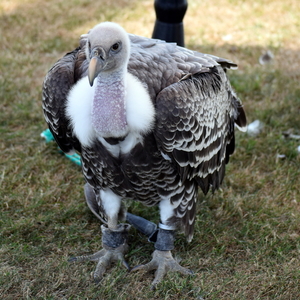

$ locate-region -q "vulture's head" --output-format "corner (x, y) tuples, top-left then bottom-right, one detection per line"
(85, 22), (130, 86)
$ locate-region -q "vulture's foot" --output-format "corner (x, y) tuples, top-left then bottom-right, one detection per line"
(132, 249), (193, 288)
(131, 227), (193, 288)
(68, 223), (131, 284)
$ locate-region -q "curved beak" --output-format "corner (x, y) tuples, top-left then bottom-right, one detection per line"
(88, 47), (106, 86)
(88, 57), (98, 86)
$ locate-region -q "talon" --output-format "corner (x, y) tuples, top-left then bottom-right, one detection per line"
(132, 250), (193, 287)
(94, 276), (101, 285)
(68, 257), (77, 262)
(131, 264), (146, 273)
(121, 258), (131, 271)
(68, 223), (131, 282)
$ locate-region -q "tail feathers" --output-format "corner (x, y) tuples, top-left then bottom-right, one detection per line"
(235, 104), (247, 132)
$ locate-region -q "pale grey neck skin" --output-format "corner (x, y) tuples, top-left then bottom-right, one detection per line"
(91, 69), (128, 139)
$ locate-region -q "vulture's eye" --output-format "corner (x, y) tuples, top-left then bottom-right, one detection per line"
(111, 42), (120, 51)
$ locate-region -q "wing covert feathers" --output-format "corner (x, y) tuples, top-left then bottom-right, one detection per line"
(155, 66), (237, 187)
(42, 49), (80, 153)
(155, 66), (245, 238)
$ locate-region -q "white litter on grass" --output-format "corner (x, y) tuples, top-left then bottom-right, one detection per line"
(259, 50), (274, 65)
(297, 145), (300, 153)
(290, 134), (300, 140)
(222, 34), (232, 41)
(282, 130), (300, 140)
(247, 120), (264, 136)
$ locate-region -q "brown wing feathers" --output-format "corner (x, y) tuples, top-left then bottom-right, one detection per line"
(42, 49), (82, 153)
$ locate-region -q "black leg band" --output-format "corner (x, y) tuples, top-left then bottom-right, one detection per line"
(101, 224), (130, 248)
(154, 228), (175, 251)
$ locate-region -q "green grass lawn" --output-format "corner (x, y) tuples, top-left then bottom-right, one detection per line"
(1, 0), (300, 299)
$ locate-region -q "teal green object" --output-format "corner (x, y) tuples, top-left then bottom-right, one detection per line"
(40, 128), (55, 143)
(41, 129), (82, 167)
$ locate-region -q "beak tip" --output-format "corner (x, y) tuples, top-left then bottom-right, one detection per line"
(88, 56), (98, 87)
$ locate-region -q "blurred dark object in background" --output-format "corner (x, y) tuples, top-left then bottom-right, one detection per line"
(152, 0), (188, 46)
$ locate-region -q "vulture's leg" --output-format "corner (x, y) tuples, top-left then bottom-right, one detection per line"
(132, 227), (193, 288)
(68, 185), (130, 283)
(131, 199), (193, 288)
(69, 223), (130, 283)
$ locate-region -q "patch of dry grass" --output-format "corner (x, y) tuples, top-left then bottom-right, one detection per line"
(1, 0), (300, 299)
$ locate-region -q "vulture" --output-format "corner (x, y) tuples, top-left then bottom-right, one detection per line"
(42, 22), (247, 287)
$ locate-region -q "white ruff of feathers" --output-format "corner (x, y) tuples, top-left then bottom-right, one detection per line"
(66, 72), (155, 148)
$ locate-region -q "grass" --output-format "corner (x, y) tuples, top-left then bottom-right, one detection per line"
(1, 0), (300, 299)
